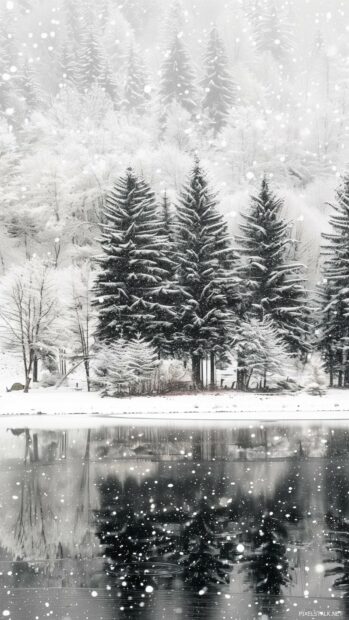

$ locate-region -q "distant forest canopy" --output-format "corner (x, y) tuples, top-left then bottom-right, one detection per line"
(0, 0), (348, 277)
(0, 0), (349, 392)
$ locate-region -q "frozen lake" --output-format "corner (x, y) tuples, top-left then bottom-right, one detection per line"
(0, 422), (348, 620)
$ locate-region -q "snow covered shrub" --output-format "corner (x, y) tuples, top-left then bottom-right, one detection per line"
(92, 336), (159, 396)
(159, 359), (192, 392)
(302, 353), (328, 396)
(39, 370), (63, 388)
(233, 317), (293, 390)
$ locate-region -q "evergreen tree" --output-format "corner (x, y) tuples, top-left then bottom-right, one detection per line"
(316, 282), (342, 387)
(201, 27), (236, 135)
(123, 45), (150, 114)
(160, 35), (197, 114)
(147, 192), (180, 356)
(237, 178), (310, 356)
(60, 40), (78, 86)
(0, 23), (18, 114)
(94, 169), (174, 352)
(18, 62), (43, 111)
(247, 0), (294, 62)
(175, 161), (237, 386)
(160, 192), (177, 272)
(119, 0), (158, 34)
(65, 2), (117, 100)
(60, 0), (84, 88)
(163, 1), (185, 40)
(77, 28), (105, 92)
(99, 61), (119, 104)
(322, 176), (349, 386)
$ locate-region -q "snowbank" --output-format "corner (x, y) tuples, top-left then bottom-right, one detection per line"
(0, 388), (349, 423)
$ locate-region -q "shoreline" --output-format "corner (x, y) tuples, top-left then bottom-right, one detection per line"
(0, 388), (349, 424)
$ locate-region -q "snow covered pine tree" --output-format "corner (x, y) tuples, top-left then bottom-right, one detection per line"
(237, 178), (309, 357)
(94, 168), (174, 355)
(160, 33), (197, 115)
(175, 160), (237, 387)
(201, 27), (236, 135)
(123, 45), (150, 114)
(322, 175), (349, 386)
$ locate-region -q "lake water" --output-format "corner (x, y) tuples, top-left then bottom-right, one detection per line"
(0, 422), (349, 620)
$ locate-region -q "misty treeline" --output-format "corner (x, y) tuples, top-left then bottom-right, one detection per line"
(1, 0), (349, 392)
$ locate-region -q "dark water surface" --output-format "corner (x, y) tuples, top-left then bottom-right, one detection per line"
(1, 422), (349, 619)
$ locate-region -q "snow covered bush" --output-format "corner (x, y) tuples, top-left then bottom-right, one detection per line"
(233, 317), (293, 390)
(158, 359), (192, 392)
(302, 352), (328, 396)
(92, 335), (159, 396)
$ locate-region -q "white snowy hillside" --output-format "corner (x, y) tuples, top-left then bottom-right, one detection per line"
(0, 0), (349, 403)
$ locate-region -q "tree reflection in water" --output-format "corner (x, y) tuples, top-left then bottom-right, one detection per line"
(325, 513), (349, 592)
(3, 423), (348, 618)
(244, 514), (290, 589)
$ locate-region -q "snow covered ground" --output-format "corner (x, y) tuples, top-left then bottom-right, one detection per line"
(0, 387), (349, 424)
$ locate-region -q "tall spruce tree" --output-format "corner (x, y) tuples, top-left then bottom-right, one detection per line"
(201, 27), (236, 135)
(247, 0), (294, 62)
(77, 28), (105, 92)
(70, 6), (117, 100)
(160, 35), (197, 114)
(149, 193), (179, 357)
(237, 178), (309, 356)
(94, 169), (174, 351)
(175, 161), (237, 386)
(123, 46), (150, 114)
(321, 176), (349, 386)
(315, 282), (340, 387)
(164, 1), (185, 40)
(60, 0), (84, 88)
(18, 62), (44, 111)
(0, 22), (18, 114)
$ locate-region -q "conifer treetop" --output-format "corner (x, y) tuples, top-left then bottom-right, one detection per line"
(237, 177), (310, 354)
(94, 168), (174, 345)
(201, 26), (236, 134)
(174, 160), (237, 361)
(160, 33), (197, 113)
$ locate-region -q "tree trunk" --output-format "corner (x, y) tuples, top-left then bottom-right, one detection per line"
(328, 350), (333, 388)
(340, 349), (347, 388)
(210, 352), (215, 389)
(24, 375), (31, 393)
(33, 356), (38, 383)
(84, 358), (91, 392)
(24, 352), (33, 393)
(338, 370), (343, 388)
(192, 355), (202, 389)
(236, 352), (244, 391)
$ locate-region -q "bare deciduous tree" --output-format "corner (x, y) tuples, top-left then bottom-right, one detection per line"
(67, 262), (95, 392)
(0, 258), (59, 392)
